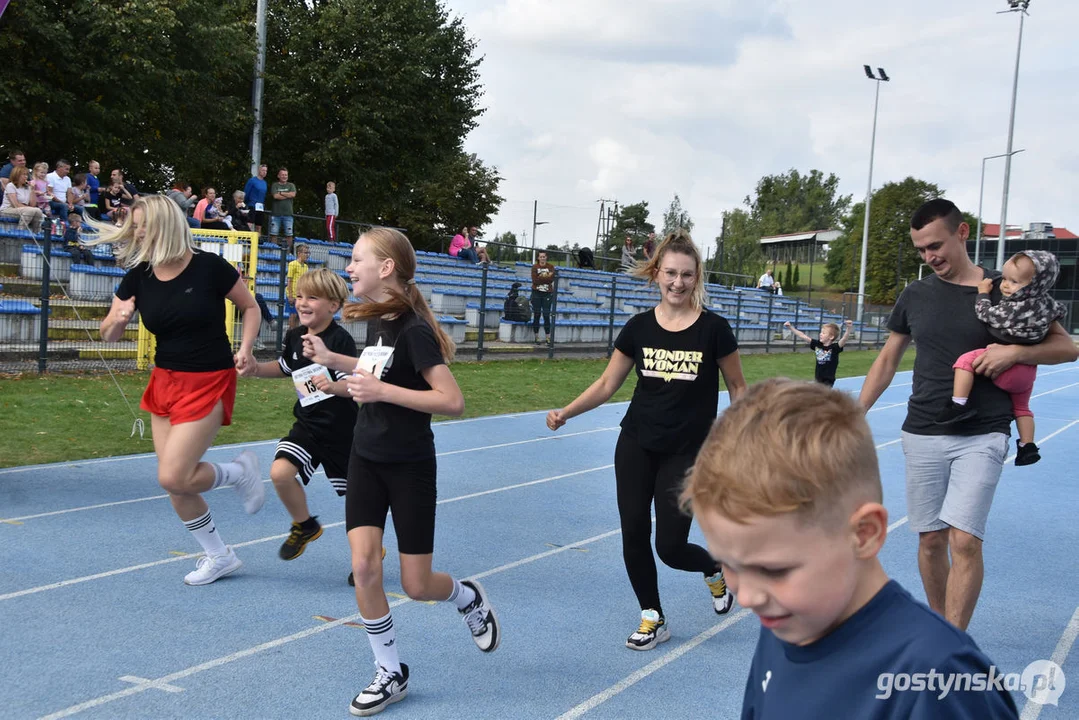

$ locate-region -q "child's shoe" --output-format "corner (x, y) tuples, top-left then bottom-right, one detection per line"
(934, 401), (977, 426)
(1015, 441), (1040, 466)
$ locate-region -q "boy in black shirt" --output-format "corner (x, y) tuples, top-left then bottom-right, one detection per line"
(240, 269), (359, 562)
(784, 320), (852, 387)
(683, 379), (1018, 719)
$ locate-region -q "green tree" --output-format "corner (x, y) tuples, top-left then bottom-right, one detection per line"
(714, 208), (766, 285)
(0, 0), (254, 190)
(606, 202), (654, 250)
(824, 177), (972, 304)
(746, 169), (852, 235)
(661, 194), (694, 236)
(792, 264), (801, 292)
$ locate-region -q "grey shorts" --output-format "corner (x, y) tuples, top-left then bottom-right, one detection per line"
(901, 431), (1009, 540)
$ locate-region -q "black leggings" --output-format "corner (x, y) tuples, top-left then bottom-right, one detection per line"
(614, 432), (718, 617)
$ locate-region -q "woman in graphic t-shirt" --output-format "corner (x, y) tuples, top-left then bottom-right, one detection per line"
(547, 230), (747, 651)
(93, 195), (265, 586)
(301, 227), (501, 717)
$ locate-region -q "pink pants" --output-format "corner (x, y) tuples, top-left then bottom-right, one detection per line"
(953, 349), (1036, 418)
(326, 214), (337, 243)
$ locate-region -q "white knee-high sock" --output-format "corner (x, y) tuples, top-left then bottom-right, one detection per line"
(363, 613), (401, 674)
(210, 462), (244, 489)
(184, 510), (228, 557)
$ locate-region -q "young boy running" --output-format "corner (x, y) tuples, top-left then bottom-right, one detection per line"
(683, 379), (1019, 719)
(240, 269), (358, 565)
(784, 319), (852, 387)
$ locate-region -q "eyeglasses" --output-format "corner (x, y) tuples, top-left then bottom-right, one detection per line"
(659, 269), (696, 283)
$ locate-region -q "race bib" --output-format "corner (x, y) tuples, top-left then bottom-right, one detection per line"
(292, 363), (334, 407)
(356, 337), (394, 379)
(254, 202), (264, 212)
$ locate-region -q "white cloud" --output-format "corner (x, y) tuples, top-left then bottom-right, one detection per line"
(448, 0), (1079, 251)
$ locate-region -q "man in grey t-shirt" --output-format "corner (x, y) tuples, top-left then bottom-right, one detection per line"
(859, 199), (1077, 631)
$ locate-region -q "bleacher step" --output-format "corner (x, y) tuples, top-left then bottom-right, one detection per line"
(0, 278), (66, 297)
(465, 329), (498, 342)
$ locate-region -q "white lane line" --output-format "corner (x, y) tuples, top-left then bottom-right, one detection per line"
(0, 429), (617, 521)
(1004, 419), (1079, 465)
(1019, 606), (1079, 720)
(555, 609), (754, 720)
(1031, 381), (1079, 399)
(36, 525), (628, 720)
(0, 463), (615, 602)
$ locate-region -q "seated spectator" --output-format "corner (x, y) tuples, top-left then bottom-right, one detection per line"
(47, 159), (77, 222)
(109, 169), (139, 204)
(166, 183), (199, 227)
(102, 180), (131, 225)
(68, 173), (92, 217)
(577, 247), (595, 269)
(64, 221), (95, 266)
(226, 190), (252, 231)
(757, 269), (777, 293)
(199, 188), (229, 230)
(468, 226), (492, 264)
(31, 162), (53, 216)
(0, 166), (45, 232)
(449, 225), (480, 263)
(1, 149), (27, 192)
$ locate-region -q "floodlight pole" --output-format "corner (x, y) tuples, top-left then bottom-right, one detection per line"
(856, 66), (889, 322)
(976, 149), (1024, 266)
(249, 0), (268, 175)
(995, 3), (1028, 270)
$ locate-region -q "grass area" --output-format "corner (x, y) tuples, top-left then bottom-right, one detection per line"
(0, 349), (914, 468)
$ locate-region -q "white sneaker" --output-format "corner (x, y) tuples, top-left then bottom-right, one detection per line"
(232, 450), (265, 514)
(184, 548), (242, 585)
(459, 580), (501, 652)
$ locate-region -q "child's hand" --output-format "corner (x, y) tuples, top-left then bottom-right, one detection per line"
(236, 357), (258, 377)
(784, 321), (792, 328)
(977, 278), (994, 294)
(845, 320), (853, 328)
(546, 409), (567, 431)
(347, 367), (384, 404)
(311, 373), (332, 392)
(301, 333), (330, 364)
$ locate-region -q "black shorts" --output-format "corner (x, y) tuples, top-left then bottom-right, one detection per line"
(275, 424), (349, 496)
(345, 450), (437, 555)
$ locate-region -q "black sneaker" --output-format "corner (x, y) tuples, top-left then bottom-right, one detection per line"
(1015, 441), (1041, 466)
(626, 609), (670, 651)
(459, 580), (501, 652)
(279, 518), (323, 560)
(349, 663), (409, 717)
(934, 401), (978, 426)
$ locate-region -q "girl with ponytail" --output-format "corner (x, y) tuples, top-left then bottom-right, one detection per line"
(301, 228), (501, 716)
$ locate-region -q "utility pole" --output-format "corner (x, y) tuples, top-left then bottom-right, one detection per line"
(249, 0), (267, 176)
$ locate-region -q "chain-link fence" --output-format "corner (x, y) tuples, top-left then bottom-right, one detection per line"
(1, 225), (891, 374)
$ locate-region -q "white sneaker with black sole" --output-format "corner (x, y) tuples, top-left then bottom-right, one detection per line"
(626, 609), (670, 651)
(184, 548), (242, 586)
(232, 450), (265, 515)
(705, 571), (735, 614)
(459, 580), (501, 652)
(350, 663), (409, 716)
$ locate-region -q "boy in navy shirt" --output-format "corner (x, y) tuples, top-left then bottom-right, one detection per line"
(683, 379), (1019, 719)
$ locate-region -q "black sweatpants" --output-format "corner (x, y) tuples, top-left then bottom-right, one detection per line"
(614, 431), (719, 617)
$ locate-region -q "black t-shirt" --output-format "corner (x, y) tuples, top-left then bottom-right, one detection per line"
(278, 322), (359, 442)
(615, 309), (739, 455)
(741, 580), (1018, 719)
(809, 339), (843, 382)
(889, 271), (1012, 436)
(116, 251), (239, 372)
(351, 312), (445, 463)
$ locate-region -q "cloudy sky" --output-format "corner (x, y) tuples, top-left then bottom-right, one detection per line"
(444, 0), (1078, 254)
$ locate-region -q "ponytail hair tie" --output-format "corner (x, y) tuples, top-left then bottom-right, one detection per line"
(406, 278), (416, 285)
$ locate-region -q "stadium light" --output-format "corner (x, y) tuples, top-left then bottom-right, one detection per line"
(994, 0), (1031, 270)
(855, 65), (890, 322)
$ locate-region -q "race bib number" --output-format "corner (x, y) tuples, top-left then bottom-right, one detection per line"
(356, 337), (394, 379)
(292, 363), (334, 407)
(254, 202), (264, 212)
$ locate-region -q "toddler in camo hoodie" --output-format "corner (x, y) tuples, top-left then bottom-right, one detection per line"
(935, 250), (1066, 466)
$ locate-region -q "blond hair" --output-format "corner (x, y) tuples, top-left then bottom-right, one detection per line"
(84, 195), (194, 269)
(682, 378), (881, 529)
(342, 228), (456, 362)
(822, 323), (840, 338)
(296, 268), (349, 308)
(632, 229), (708, 311)
(32, 161), (48, 178)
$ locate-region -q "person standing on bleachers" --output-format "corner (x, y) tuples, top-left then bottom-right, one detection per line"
(243, 163), (268, 234)
(325, 181), (339, 243)
(531, 250), (556, 345)
(269, 167), (297, 252)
